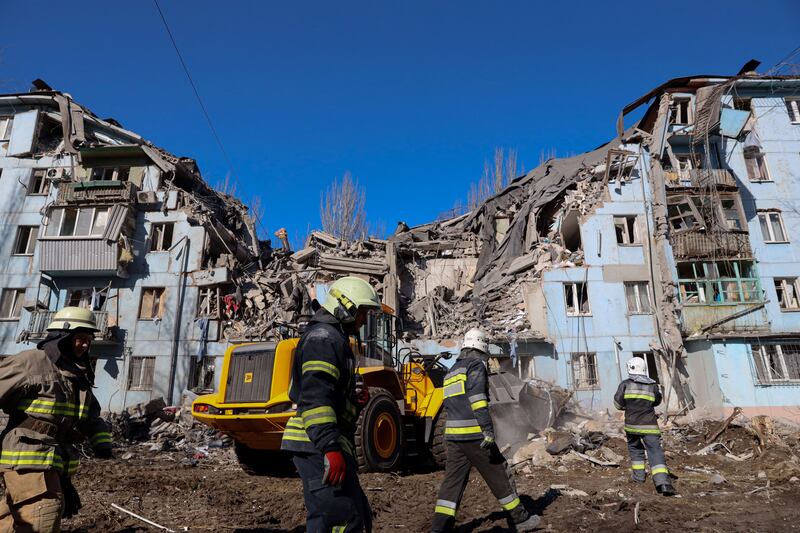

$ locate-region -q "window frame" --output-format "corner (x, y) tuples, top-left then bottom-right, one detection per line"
(785, 98), (800, 124)
(44, 206), (110, 238)
(149, 222), (175, 252)
(197, 286), (221, 319)
(677, 260), (762, 306)
(669, 96), (693, 126)
(624, 281), (653, 314)
(28, 169), (50, 196)
(774, 278), (800, 312)
(613, 215), (641, 246)
(564, 282), (591, 316)
(88, 166), (131, 182)
(0, 116), (12, 142)
(138, 287), (166, 320)
(127, 356), (156, 391)
(570, 352), (600, 390)
(0, 288), (25, 320)
(758, 210), (789, 243)
(751, 343), (800, 385)
(744, 151), (771, 182)
(12, 226), (38, 256)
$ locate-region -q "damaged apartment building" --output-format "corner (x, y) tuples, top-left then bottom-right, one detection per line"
(0, 80), (261, 412)
(388, 63), (800, 422)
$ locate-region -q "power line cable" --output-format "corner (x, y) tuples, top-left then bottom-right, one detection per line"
(151, 0), (270, 239)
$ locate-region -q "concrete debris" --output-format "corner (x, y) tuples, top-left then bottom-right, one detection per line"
(710, 473), (727, 485)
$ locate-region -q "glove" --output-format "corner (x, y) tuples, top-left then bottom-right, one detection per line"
(60, 475), (83, 519)
(355, 377), (370, 407)
(94, 447), (114, 460)
(322, 450), (346, 487)
(480, 436), (496, 450)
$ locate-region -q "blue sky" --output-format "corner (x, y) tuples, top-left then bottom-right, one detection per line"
(1, 1), (798, 245)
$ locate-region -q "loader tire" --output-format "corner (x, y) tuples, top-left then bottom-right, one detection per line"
(355, 387), (403, 473)
(430, 412), (447, 469)
(234, 442), (296, 477)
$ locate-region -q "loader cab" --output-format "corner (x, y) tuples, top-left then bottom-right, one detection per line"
(358, 304), (397, 367)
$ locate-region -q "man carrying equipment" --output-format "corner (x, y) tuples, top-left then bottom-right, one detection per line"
(431, 328), (541, 532)
(281, 276), (382, 533)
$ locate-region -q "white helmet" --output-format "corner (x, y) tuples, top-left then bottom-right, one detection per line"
(463, 328), (489, 354)
(626, 357), (647, 376)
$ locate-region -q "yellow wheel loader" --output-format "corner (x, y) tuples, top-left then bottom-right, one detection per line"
(192, 308), (452, 475)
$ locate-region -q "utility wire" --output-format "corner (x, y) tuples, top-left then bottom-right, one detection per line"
(151, 0), (270, 239)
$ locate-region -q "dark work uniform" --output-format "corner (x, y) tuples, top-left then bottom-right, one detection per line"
(280, 309), (371, 533)
(432, 349), (531, 532)
(613, 374), (670, 487)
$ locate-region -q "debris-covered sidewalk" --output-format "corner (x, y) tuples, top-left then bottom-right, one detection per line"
(55, 411), (800, 532)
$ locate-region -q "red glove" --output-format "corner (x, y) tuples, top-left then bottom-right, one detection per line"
(323, 450), (346, 486)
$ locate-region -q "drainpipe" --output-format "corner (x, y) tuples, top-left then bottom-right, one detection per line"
(167, 236), (190, 405)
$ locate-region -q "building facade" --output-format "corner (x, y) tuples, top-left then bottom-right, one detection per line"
(0, 83), (260, 412)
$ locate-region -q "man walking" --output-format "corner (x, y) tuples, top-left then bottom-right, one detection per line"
(614, 357), (676, 496)
(0, 307), (113, 532)
(432, 328), (541, 532)
(281, 276), (382, 533)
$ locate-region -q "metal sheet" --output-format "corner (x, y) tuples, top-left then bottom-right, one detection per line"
(7, 109), (37, 156)
(224, 343), (276, 403)
(39, 239), (118, 273)
(102, 205), (128, 241)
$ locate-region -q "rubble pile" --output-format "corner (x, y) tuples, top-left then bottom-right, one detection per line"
(219, 231), (389, 341)
(391, 139), (631, 339)
(107, 397), (232, 463)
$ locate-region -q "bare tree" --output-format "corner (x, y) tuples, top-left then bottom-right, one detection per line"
(320, 172), (368, 241)
(467, 148), (523, 210)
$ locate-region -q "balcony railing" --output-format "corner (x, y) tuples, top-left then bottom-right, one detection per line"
(664, 169), (737, 189)
(27, 310), (116, 342)
(56, 181), (138, 205)
(39, 239), (121, 275)
(671, 230), (752, 260)
(680, 304), (769, 336)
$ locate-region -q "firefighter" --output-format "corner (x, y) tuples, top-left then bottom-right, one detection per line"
(613, 357), (676, 496)
(280, 276), (381, 533)
(432, 328), (541, 532)
(0, 306), (113, 532)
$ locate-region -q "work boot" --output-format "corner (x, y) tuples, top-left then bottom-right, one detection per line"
(656, 483), (677, 496)
(515, 514), (541, 531)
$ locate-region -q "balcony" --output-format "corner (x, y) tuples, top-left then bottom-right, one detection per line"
(39, 239), (123, 276)
(27, 310), (117, 342)
(671, 230), (752, 260)
(664, 169), (737, 189)
(680, 303), (769, 337)
(56, 181), (138, 205)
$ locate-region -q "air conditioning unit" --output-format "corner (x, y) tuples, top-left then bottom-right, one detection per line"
(46, 167), (69, 181)
(137, 191), (159, 206)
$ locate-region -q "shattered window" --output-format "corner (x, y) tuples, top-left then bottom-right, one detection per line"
(775, 278), (800, 311)
(751, 344), (800, 384)
(667, 197), (701, 231)
(678, 261), (761, 305)
(150, 223), (175, 252)
(197, 287), (220, 318)
(571, 352), (599, 390)
(669, 97), (693, 125)
(0, 117), (12, 141)
(128, 356), (156, 391)
(89, 166), (130, 182)
(0, 289), (25, 319)
(139, 287), (166, 319)
(745, 152), (770, 182)
(189, 356), (216, 391)
(785, 98), (800, 123)
(28, 170), (50, 195)
(66, 287), (106, 311)
(734, 98), (752, 112)
(614, 216), (639, 245)
(720, 198), (744, 230)
(45, 207), (109, 237)
(624, 282), (652, 314)
(758, 210), (787, 243)
(13, 226), (37, 255)
(564, 282), (590, 316)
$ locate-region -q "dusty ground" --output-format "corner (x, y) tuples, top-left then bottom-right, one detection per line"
(50, 423), (800, 532)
